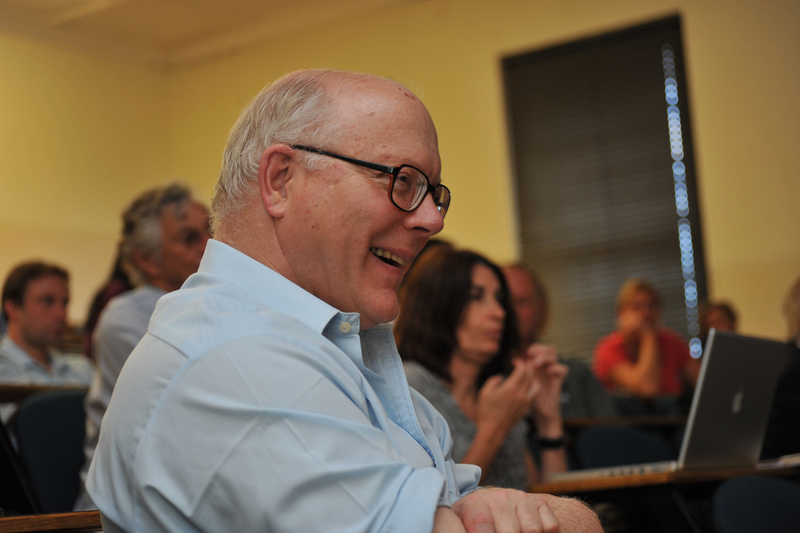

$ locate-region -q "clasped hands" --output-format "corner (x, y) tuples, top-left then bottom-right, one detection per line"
(475, 343), (568, 436)
(448, 487), (601, 533)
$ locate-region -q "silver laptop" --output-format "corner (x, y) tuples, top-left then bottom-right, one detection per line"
(549, 330), (789, 481)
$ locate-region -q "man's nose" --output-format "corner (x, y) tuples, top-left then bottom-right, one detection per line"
(406, 193), (445, 235)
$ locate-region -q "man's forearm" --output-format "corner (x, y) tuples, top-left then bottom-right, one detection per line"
(433, 507), (467, 533)
(542, 494), (604, 533)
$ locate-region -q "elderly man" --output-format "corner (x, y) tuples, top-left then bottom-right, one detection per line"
(76, 184), (210, 510)
(88, 70), (599, 533)
(0, 262), (94, 420)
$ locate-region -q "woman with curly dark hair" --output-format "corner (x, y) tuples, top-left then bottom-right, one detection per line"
(395, 248), (567, 489)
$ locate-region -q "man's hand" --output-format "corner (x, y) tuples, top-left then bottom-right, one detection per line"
(521, 344), (568, 434)
(450, 488), (603, 533)
(452, 488), (558, 533)
(475, 360), (537, 437)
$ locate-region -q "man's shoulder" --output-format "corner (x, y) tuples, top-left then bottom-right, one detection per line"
(95, 285), (164, 337)
(51, 351), (95, 376)
(147, 280), (337, 367)
(562, 356), (593, 375)
(104, 285), (164, 317)
(0, 336), (31, 368)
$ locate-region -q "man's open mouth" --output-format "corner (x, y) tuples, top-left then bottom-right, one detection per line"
(370, 247), (407, 268)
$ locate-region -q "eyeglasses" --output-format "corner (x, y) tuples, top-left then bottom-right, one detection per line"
(290, 145), (451, 219)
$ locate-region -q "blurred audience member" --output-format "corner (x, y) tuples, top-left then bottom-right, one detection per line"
(698, 300), (738, 345)
(761, 274), (800, 459)
(76, 184), (210, 510)
(396, 249), (568, 489)
(0, 261), (94, 421)
(503, 264), (616, 419)
(593, 278), (700, 415)
(397, 237), (453, 295)
(82, 247), (134, 361)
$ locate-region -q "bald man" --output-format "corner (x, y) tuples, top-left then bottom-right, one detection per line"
(88, 70), (599, 533)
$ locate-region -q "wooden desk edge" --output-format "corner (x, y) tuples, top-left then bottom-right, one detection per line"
(563, 415), (687, 429)
(0, 511), (101, 533)
(530, 465), (800, 495)
(0, 385), (88, 404)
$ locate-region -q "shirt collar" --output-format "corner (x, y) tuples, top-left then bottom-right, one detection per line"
(0, 335), (54, 369)
(195, 239), (346, 335)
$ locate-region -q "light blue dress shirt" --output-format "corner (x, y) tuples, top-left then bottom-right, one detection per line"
(76, 284), (167, 511)
(0, 335), (95, 422)
(88, 239), (479, 532)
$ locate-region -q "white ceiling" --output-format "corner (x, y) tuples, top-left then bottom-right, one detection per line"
(0, 0), (411, 70)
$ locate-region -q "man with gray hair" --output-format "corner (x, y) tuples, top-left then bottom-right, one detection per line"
(88, 70), (600, 532)
(76, 183), (209, 510)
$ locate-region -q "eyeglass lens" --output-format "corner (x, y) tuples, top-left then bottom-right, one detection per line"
(391, 168), (449, 217)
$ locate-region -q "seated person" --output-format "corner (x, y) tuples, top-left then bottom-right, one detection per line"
(86, 69), (600, 533)
(81, 248), (133, 361)
(0, 261), (94, 421)
(502, 263), (616, 419)
(76, 183), (209, 510)
(698, 300), (738, 346)
(592, 278), (700, 415)
(762, 274), (800, 459)
(396, 249), (568, 489)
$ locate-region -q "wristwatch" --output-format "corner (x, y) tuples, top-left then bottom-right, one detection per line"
(536, 435), (567, 449)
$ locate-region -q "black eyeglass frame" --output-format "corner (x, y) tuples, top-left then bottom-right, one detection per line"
(290, 144), (450, 218)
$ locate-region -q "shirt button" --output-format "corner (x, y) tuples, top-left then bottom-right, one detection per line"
(339, 322), (352, 333)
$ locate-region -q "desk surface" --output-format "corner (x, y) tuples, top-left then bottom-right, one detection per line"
(530, 464), (800, 495)
(564, 415), (687, 430)
(0, 385), (87, 404)
(0, 511), (101, 533)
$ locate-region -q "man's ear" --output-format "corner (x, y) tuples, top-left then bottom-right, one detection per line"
(131, 249), (161, 283)
(259, 144), (296, 219)
(3, 300), (20, 323)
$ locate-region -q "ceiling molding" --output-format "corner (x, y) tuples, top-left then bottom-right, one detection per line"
(0, 0), (423, 71)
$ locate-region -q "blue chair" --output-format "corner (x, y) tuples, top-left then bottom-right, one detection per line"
(0, 420), (39, 514)
(574, 424), (674, 468)
(714, 475), (800, 533)
(13, 389), (87, 513)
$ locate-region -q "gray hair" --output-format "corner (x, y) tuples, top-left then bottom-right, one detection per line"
(212, 69), (394, 232)
(784, 275), (800, 341)
(121, 183), (193, 286)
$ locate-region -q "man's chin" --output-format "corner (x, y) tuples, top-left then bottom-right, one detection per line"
(360, 299), (400, 329)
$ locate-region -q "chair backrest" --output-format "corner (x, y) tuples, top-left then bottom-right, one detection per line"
(13, 389), (87, 513)
(0, 420), (39, 515)
(574, 424), (674, 468)
(714, 475), (800, 533)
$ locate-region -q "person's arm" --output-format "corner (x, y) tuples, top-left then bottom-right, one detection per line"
(434, 507), (468, 532)
(459, 361), (537, 483)
(451, 487), (603, 533)
(683, 356), (701, 386)
(607, 313), (662, 397)
(522, 344), (568, 482)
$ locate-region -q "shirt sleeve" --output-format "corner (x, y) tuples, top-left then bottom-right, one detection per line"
(592, 333), (628, 390)
(115, 334), (463, 533)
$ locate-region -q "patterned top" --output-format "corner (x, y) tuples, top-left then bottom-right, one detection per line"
(0, 335), (94, 421)
(404, 360), (529, 490)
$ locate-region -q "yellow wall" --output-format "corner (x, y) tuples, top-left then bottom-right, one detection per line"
(2, 0), (799, 340)
(0, 34), (172, 322)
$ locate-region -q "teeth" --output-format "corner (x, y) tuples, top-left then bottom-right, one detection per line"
(370, 247), (407, 267)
